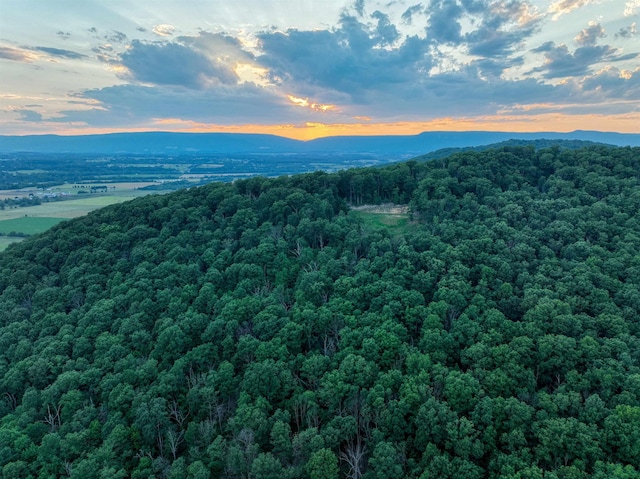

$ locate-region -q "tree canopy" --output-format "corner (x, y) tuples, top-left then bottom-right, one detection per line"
(1, 144), (640, 478)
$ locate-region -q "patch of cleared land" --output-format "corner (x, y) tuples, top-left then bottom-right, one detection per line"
(350, 203), (411, 235)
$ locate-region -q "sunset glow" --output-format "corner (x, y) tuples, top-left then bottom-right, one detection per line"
(0, 0), (638, 137)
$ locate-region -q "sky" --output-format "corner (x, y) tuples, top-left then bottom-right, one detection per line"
(0, 0), (638, 140)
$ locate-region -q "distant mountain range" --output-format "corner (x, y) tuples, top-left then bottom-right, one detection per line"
(0, 130), (638, 155)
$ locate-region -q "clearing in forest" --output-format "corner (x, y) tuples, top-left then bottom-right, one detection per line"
(350, 203), (410, 234)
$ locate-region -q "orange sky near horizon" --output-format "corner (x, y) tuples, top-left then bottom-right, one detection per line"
(33, 113), (640, 141)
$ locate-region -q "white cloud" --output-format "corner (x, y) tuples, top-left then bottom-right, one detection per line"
(548, 0), (599, 20)
(625, 0), (640, 16)
(152, 24), (175, 36)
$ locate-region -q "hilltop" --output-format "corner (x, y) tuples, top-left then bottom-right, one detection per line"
(1, 144), (639, 478)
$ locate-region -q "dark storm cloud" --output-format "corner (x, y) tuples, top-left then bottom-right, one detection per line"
(119, 40), (238, 88)
(33, 46), (86, 59)
(401, 4), (424, 24)
(16, 109), (43, 122)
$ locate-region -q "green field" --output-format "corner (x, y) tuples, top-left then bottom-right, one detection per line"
(351, 205), (411, 236)
(0, 185), (180, 256)
(0, 183), (168, 248)
(0, 237), (23, 252)
(0, 216), (67, 236)
(0, 197), (137, 221)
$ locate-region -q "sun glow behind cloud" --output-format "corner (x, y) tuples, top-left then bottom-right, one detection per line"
(287, 95), (336, 112)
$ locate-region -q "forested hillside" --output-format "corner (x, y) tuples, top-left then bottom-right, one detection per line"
(1, 145), (640, 479)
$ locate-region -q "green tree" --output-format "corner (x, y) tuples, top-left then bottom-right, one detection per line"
(306, 448), (339, 479)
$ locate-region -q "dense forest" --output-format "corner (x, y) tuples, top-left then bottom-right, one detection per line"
(1, 144), (639, 478)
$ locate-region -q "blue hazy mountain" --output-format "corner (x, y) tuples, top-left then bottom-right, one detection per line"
(0, 130), (638, 154)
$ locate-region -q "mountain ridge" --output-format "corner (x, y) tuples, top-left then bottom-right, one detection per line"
(1, 130), (639, 154)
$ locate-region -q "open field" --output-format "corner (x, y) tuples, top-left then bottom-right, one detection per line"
(0, 196), (141, 221)
(351, 204), (411, 235)
(0, 237), (23, 252)
(0, 181), (161, 200)
(0, 182), (172, 248)
(0, 216), (67, 235)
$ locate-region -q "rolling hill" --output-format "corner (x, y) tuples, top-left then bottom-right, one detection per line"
(1, 143), (639, 478)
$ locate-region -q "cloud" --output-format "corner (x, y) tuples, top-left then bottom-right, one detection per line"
(401, 4), (424, 24)
(625, 0), (640, 16)
(6, 1), (635, 133)
(463, 0), (542, 57)
(426, 0), (464, 44)
(0, 46), (35, 62)
(574, 22), (605, 46)
(56, 31), (70, 40)
(33, 46), (86, 59)
(176, 31), (254, 64)
(16, 109), (43, 122)
(55, 83), (321, 126)
(346, 67), (575, 121)
(530, 41), (627, 79)
(119, 39), (238, 88)
(152, 24), (175, 36)
(473, 56), (525, 78)
(257, 15), (431, 100)
(371, 10), (400, 45)
(615, 22), (637, 39)
(581, 66), (640, 99)
(466, 24), (538, 58)
(548, 0), (598, 20)
(105, 31), (127, 43)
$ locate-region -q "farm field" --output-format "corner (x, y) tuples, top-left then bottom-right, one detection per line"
(0, 216), (67, 235)
(0, 236), (23, 252)
(0, 181), (168, 249)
